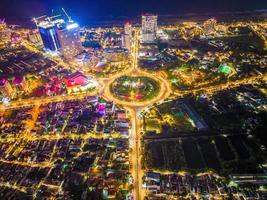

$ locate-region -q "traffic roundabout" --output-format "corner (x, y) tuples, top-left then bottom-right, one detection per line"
(109, 75), (160, 102)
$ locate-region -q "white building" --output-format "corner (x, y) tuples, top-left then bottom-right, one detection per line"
(122, 22), (132, 52)
(58, 22), (83, 60)
(141, 14), (158, 43)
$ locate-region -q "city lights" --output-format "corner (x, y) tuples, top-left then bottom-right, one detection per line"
(66, 22), (79, 30)
(0, 2), (267, 200)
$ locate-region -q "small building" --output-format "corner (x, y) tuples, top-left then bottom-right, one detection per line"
(106, 101), (115, 114)
(145, 172), (161, 183)
(96, 103), (106, 117)
(13, 76), (28, 93)
(63, 72), (97, 94)
(0, 78), (14, 98)
(115, 121), (129, 129)
(116, 111), (127, 120)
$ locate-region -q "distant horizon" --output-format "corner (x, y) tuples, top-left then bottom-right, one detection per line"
(2, 9), (267, 28)
(1, 0), (267, 26)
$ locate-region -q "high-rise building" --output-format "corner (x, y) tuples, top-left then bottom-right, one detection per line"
(35, 14), (82, 59)
(58, 22), (83, 60)
(141, 14), (158, 43)
(122, 22), (132, 52)
(37, 19), (62, 52)
(0, 20), (11, 45)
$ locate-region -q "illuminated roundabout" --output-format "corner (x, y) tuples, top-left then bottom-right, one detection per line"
(100, 68), (172, 200)
(110, 75), (160, 102)
(101, 70), (172, 108)
(97, 29), (172, 109)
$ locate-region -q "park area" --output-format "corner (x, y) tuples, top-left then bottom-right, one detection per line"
(110, 76), (160, 102)
(143, 99), (199, 137)
(167, 64), (208, 90)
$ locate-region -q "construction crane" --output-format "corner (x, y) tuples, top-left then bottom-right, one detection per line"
(62, 8), (72, 22)
(32, 15), (47, 24)
(46, 15), (61, 22)
(32, 15), (47, 27)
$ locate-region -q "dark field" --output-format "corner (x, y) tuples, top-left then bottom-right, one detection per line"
(143, 135), (265, 174)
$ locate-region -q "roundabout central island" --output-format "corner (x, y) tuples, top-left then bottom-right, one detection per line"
(110, 76), (160, 102)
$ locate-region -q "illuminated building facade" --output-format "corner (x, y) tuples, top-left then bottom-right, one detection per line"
(63, 72), (97, 94)
(28, 30), (43, 47)
(63, 72), (89, 87)
(35, 15), (82, 58)
(58, 22), (83, 60)
(13, 76), (29, 94)
(37, 20), (62, 52)
(124, 22), (132, 36)
(0, 20), (11, 45)
(203, 18), (217, 34)
(0, 78), (14, 98)
(96, 103), (106, 117)
(141, 14), (158, 43)
(122, 22), (132, 52)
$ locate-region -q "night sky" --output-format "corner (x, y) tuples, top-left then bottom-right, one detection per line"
(1, 0), (267, 25)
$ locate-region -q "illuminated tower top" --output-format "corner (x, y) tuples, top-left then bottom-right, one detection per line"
(142, 14), (158, 34)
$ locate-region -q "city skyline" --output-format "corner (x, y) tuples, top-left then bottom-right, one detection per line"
(1, 0), (267, 25)
(0, 3), (267, 200)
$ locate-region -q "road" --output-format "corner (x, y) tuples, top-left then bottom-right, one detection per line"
(173, 74), (267, 97)
(1, 29), (150, 200)
(0, 82), (105, 111)
(100, 29), (149, 200)
(4, 31), (168, 199)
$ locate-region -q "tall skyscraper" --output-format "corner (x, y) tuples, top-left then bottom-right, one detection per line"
(122, 22), (132, 52)
(37, 20), (62, 52)
(141, 14), (158, 43)
(35, 14), (82, 59)
(58, 22), (83, 60)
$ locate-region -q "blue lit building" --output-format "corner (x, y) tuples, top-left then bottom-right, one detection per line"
(34, 11), (83, 58)
(37, 20), (63, 52)
(36, 17), (82, 58)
